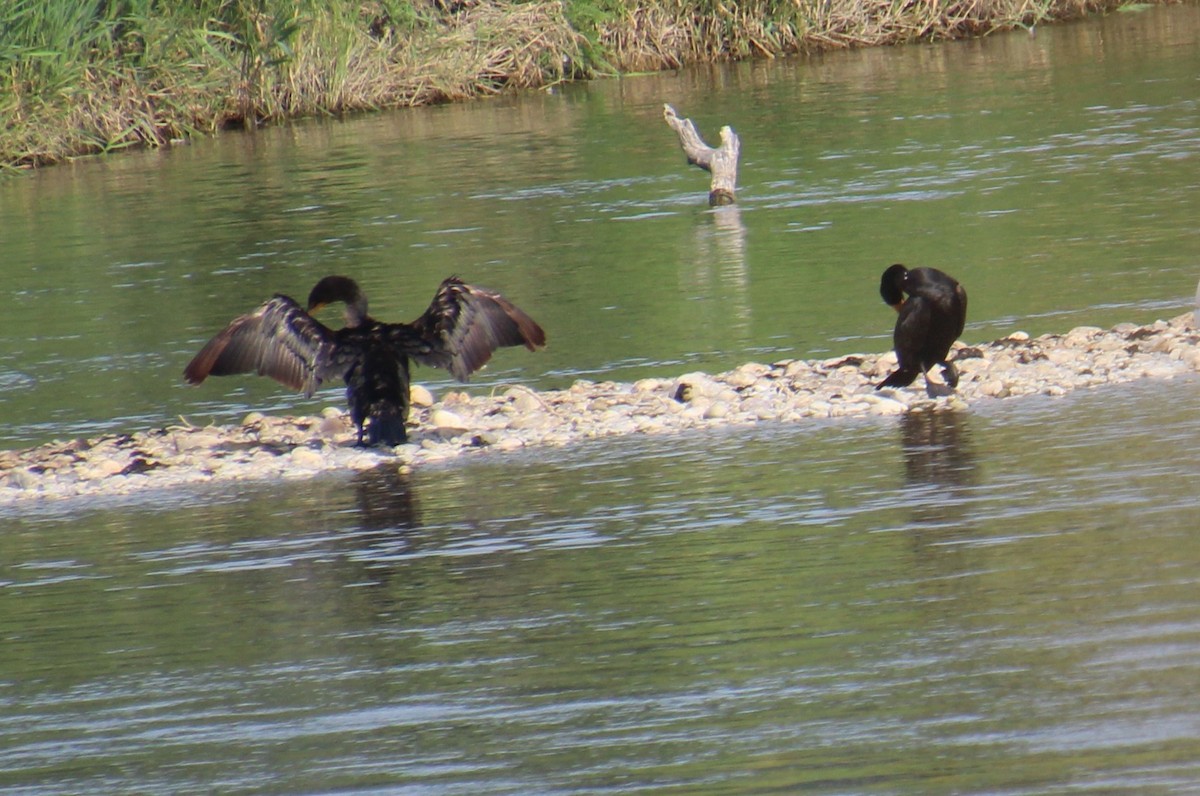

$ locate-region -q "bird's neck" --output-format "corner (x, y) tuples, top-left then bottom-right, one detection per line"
(344, 299), (370, 328)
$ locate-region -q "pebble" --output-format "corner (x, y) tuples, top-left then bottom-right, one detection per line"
(290, 447), (324, 468)
(318, 415), (347, 437)
(980, 379), (1009, 398)
(409, 384), (435, 407)
(1, 313), (1196, 507)
(78, 460), (124, 481)
(430, 409), (467, 432)
(508, 389), (542, 413)
(704, 401), (730, 419)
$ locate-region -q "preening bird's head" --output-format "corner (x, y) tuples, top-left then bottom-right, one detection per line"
(308, 276), (369, 326)
(879, 263), (909, 311)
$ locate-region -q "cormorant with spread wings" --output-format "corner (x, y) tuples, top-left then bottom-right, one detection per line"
(184, 275), (545, 446)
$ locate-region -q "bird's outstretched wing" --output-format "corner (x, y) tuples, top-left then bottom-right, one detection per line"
(183, 294), (336, 396)
(392, 277), (546, 382)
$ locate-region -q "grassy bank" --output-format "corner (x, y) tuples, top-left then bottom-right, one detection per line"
(1, 0), (1145, 169)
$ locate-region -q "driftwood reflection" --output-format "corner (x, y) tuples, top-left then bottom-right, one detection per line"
(685, 204), (751, 336)
(709, 204), (747, 263)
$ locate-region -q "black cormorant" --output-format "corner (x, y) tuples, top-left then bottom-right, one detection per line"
(184, 275), (545, 446)
(876, 264), (967, 391)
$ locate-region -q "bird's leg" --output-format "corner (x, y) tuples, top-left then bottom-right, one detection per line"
(940, 360), (960, 389)
(924, 367), (956, 398)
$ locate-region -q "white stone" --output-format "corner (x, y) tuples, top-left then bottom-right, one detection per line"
(1046, 349), (1076, 366)
(4, 468), (38, 489)
(980, 380), (1008, 398)
(430, 409), (468, 432)
(1065, 326), (1103, 345)
(171, 431), (224, 452)
(509, 391), (540, 413)
(673, 372), (722, 400)
(318, 415), (347, 437)
(410, 384), (435, 407)
(704, 401), (730, 419)
(77, 459), (126, 480)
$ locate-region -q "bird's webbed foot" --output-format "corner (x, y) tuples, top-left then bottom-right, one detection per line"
(940, 360), (960, 389)
(924, 363), (959, 398)
(924, 379), (955, 398)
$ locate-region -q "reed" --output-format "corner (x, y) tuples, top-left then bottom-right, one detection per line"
(0, 0), (1144, 169)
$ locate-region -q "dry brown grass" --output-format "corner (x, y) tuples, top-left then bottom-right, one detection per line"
(271, 0), (588, 113)
(601, 0), (1128, 65)
(1, 0), (1158, 169)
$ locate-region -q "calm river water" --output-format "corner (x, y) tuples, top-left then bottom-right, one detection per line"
(2, 5), (1200, 794)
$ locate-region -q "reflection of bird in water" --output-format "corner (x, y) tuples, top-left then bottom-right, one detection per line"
(339, 466), (423, 602)
(876, 264), (967, 392)
(352, 465), (420, 533)
(184, 276), (545, 446)
(897, 411), (979, 575)
(900, 410), (976, 490)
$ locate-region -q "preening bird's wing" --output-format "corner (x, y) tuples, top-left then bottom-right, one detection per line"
(893, 295), (934, 360)
(953, 284), (968, 339)
(390, 277), (546, 382)
(183, 294), (336, 396)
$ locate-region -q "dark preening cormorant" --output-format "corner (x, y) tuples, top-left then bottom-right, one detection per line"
(876, 264), (968, 391)
(184, 275), (545, 446)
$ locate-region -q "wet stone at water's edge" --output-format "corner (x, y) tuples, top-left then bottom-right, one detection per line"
(2, 313), (1197, 506)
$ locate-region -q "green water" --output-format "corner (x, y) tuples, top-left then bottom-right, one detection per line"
(0, 5), (1196, 447)
(2, 5), (1200, 794)
(2, 380), (1199, 793)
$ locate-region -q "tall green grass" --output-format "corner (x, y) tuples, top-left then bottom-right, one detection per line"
(1, 0), (278, 164)
(1, 0), (1135, 169)
(1, 0), (590, 167)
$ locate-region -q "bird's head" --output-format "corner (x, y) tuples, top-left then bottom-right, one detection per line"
(879, 263), (909, 311)
(308, 276), (369, 326)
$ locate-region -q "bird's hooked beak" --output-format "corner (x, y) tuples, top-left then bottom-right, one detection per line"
(308, 302), (327, 314)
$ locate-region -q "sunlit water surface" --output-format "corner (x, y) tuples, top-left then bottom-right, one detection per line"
(2, 4), (1200, 794)
(2, 377), (1200, 793)
(0, 4), (1196, 446)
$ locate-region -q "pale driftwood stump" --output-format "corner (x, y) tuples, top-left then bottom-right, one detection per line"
(663, 104), (740, 206)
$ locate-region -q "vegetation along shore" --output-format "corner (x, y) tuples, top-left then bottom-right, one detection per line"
(1, 0), (1162, 169)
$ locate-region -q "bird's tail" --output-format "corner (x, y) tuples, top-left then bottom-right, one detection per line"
(367, 403), (408, 446)
(876, 368), (920, 390)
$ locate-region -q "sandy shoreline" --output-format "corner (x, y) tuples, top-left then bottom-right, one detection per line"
(2, 313), (1196, 508)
